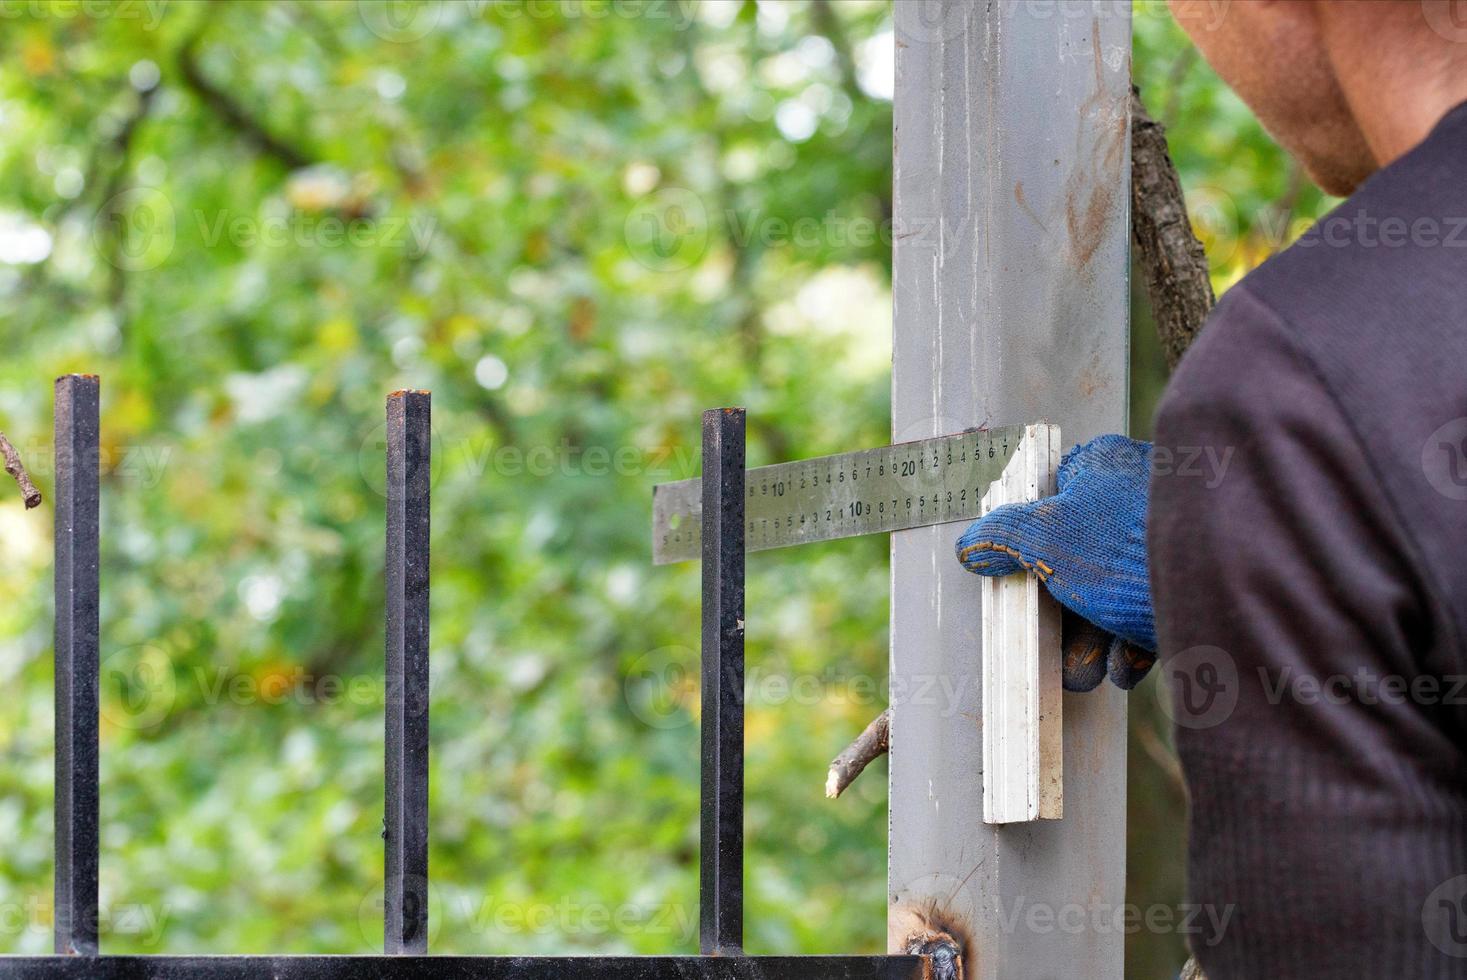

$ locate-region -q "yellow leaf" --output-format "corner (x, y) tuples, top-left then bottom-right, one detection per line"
(21, 34), (56, 77)
(318, 316), (358, 354)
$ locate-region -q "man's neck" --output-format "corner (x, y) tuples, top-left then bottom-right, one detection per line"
(1321, 7), (1467, 170)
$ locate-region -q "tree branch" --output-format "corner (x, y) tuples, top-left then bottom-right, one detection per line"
(0, 432), (42, 509)
(1130, 86), (1215, 370)
(809, 0), (864, 105)
(826, 708), (889, 799)
(176, 32), (315, 171)
(98, 82), (159, 321)
(1134, 83), (1216, 980)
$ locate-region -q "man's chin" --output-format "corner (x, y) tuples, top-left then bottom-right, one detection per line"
(1294, 140), (1378, 198)
(1254, 106), (1378, 199)
(1303, 160), (1371, 198)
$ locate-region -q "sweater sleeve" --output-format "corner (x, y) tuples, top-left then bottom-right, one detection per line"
(1149, 285), (1467, 978)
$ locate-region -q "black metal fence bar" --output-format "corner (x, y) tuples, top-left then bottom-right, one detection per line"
(53, 374), (100, 957)
(0, 392), (929, 977)
(699, 408), (746, 956)
(384, 390), (431, 955)
(0, 956), (926, 979)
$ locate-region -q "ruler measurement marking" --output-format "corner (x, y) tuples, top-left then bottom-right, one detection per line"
(652, 425), (1029, 565)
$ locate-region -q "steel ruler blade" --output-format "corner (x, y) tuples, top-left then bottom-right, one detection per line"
(652, 424), (1032, 565)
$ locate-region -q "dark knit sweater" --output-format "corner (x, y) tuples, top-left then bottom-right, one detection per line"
(1150, 101), (1467, 978)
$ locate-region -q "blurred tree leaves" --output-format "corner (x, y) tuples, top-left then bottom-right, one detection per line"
(0, 0), (896, 957)
(0, 2), (1324, 973)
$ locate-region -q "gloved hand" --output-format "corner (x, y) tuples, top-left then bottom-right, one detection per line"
(955, 434), (1155, 691)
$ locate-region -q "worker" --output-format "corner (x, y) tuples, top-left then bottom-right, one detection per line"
(955, 2), (1467, 976)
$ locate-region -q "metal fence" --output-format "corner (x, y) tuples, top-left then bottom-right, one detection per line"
(1, 377), (926, 980)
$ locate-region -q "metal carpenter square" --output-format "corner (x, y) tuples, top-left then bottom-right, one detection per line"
(652, 424), (1031, 565)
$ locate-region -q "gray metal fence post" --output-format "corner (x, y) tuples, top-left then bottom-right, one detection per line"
(888, 3), (1131, 976)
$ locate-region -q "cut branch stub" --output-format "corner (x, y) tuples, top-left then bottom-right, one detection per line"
(0, 431), (42, 509)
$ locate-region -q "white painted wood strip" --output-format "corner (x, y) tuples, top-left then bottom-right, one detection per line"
(980, 423), (1063, 824)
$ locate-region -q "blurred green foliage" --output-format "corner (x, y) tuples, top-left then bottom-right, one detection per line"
(0, 1), (1330, 975)
(0, 0), (897, 959)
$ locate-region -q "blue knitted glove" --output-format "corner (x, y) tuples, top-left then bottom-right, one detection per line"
(955, 435), (1155, 691)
